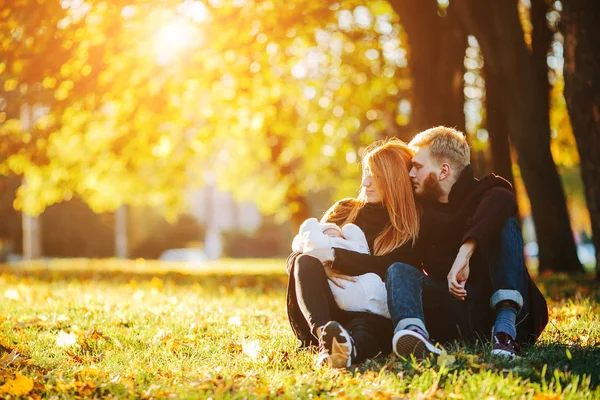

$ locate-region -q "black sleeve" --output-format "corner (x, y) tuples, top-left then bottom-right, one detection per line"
(331, 242), (419, 280)
(462, 187), (517, 247)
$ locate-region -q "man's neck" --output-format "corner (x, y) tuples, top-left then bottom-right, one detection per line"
(437, 178), (456, 203)
(438, 193), (450, 203)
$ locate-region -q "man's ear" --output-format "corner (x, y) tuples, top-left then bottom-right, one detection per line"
(439, 162), (452, 181)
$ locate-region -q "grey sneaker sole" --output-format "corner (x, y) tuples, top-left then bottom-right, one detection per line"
(322, 321), (353, 368)
(491, 348), (518, 359)
(393, 330), (441, 359)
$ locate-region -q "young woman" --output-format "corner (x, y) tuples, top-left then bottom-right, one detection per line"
(285, 138), (420, 368)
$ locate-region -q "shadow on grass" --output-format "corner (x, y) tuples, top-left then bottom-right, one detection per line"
(357, 341), (600, 391)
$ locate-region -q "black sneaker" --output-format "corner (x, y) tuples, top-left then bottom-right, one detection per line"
(491, 332), (520, 358)
(392, 329), (441, 359)
(315, 321), (356, 368)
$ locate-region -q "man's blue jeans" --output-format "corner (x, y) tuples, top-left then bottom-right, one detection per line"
(386, 217), (530, 343)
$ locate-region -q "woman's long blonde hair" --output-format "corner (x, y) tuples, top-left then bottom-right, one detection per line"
(321, 138), (420, 255)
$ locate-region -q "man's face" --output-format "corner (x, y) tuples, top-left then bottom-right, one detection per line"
(409, 146), (443, 201)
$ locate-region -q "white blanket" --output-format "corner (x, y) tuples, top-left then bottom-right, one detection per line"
(292, 218), (390, 319)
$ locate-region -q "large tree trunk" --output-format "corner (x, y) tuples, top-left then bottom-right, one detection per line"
(485, 70), (515, 185)
(455, 0), (582, 273)
(388, 0), (467, 142)
(531, 0), (553, 144)
(562, 1), (600, 278)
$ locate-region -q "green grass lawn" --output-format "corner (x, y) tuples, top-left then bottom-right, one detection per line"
(0, 259), (599, 399)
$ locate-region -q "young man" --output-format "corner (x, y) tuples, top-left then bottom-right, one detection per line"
(387, 126), (548, 358)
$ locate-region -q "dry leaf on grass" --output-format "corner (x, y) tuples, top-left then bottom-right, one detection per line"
(242, 339), (262, 362)
(56, 331), (78, 348)
(0, 372), (34, 396)
(436, 350), (456, 368)
(0, 349), (19, 368)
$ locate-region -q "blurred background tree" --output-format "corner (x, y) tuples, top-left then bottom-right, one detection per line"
(0, 0), (597, 276)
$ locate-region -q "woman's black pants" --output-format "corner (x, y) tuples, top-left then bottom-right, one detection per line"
(293, 254), (393, 362)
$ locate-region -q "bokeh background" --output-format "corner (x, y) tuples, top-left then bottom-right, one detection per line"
(0, 0), (598, 277)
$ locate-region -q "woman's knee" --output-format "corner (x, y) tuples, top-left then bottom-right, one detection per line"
(294, 254), (324, 280)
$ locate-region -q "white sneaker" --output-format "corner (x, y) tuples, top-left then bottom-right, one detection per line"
(316, 321), (356, 368)
(392, 329), (441, 359)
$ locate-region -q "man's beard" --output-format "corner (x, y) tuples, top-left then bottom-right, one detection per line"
(415, 172), (444, 203)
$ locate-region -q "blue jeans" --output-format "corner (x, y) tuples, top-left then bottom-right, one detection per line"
(386, 217), (530, 343)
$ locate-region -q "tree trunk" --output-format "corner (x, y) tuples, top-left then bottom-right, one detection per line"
(561, 1), (600, 278)
(388, 0), (467, 141)
(531, 0), (552, 143)
(455, 0), (582, 273)
(115, 205), (128, 259)
(485, 69), (515, 185)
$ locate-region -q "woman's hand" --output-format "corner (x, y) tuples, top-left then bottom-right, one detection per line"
(304, 248), (335, 264)
(324, 267), (357, 289)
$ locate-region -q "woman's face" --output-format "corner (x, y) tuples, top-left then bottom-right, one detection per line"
(361, 165), (382, 203)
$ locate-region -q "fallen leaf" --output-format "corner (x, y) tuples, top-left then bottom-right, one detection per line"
(0, 349), (19, 368)
(56, 331), (78, 348)
(4, 289), (19, 300)
(0, 373), (34, 396)
(437, 350), (456, 368)
(242, 339), (262, 361)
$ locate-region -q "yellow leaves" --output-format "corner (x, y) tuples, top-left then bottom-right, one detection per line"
(0, 373), (34, 396)
(436, 350), (456, 368)
(42, 76), (57, 89)
(54, 80), (75, 101)
(56, 330), (78, 348)
(152, 136), (173, 158)
(533, 394), (563, 400)
(3, 79), (18, 92)
(11, 60), (24, 75)
(369, 0), (394, 17)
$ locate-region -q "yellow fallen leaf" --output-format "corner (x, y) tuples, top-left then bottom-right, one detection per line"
(242, 339), (262, 361)
(4, 289), (19, 300)
(437, 350), (456, 368)
(0, 373), (34, 396)
(56, 330), (78, 348)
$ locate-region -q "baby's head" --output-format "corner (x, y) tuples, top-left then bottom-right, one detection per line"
(321, 223), (343, 238)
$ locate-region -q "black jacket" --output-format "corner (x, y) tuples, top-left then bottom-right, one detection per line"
(415, 166), (548, 342)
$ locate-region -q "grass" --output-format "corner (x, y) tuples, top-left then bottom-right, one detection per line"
(0, 259), (599, 399)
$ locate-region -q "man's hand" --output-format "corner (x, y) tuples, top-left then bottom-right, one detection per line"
(304, 248), (335, 264)
(324, 267), (357, 288)
(447, 240), (477, 300)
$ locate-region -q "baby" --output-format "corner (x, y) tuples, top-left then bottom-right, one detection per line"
(292, 218), (390, 319)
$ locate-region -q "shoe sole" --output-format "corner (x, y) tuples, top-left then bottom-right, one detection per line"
(393, 330), (441, 359)
(491, 349), (517, 359)
(322, 322), (352, 368)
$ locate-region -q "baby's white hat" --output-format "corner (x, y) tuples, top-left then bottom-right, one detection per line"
(320, 222), (342, 234)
